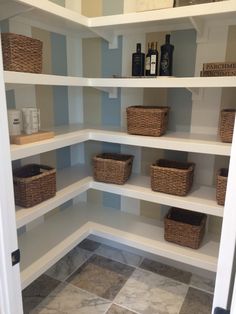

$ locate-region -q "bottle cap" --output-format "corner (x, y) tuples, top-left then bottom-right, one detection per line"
(166, 34), (171, 43)
(137, 43), (141, 51)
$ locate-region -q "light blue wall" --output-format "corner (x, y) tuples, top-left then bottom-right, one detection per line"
(102, 0), (124, 16)
(0, 19), (9, 32)
(49, 0), (65, 7)
(101, 5), (123, 210)
(167, 29), (197, 133)
(6, 90), (16, 109)
(51, 32), (70, 170)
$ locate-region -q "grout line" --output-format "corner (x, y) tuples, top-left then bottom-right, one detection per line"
(112, 302), (141, 314)
(189, 284), (214, 295)
(93, 250), (143, 269)
(135, 266), (190, 288)
(66, 282), (112, 304)
(62, 252), (95, 283)
(103, 302), (113, 314)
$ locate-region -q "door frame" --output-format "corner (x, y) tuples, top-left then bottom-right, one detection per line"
(213, 117), (236, 312)
(0, 33), (23, 314)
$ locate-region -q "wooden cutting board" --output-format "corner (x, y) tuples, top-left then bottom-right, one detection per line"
(10, 131), (55, 145)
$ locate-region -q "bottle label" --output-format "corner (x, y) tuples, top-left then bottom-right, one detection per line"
(150, 55), (157, 75)
(146, 57), (151, 71)
(161, 52), (169, 73)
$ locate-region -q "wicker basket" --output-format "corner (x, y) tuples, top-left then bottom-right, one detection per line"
(13, 164), (56, 208)
(1, 33), (43, 73)
(219, 109), (236, 143)
(93, 153), (134, 185)
(164, 207), (207, 249)
(216, 168), (228, 206)
(126, 106), (169, 136)
(151, 159), (195, 196)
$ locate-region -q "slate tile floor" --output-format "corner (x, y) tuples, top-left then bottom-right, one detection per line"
(23, 238), (214, 314)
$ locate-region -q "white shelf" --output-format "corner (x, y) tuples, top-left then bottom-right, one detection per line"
(1, 1), (236, 36)
(16, 163), (223, 230)
(19, 202), (220, 289)
(92, 175), (223, 217)
(10, 125), (231, 161)
(15, 164), (91, 229)
(5, 71), (236, 88)
(90, 1), (236, 31)
(0, 0), (89, 31)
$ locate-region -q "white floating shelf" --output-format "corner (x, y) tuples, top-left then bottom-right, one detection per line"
(11, 126), (231, 161)
(92, 175), (223, 217)
(5, 71), (236, 88)
(90, 1), (236, 31)
(0, 0), (88, 30)
(16, 164), (223, 230)
(1, 1), (236, 38)
(19, 202), (219, 289)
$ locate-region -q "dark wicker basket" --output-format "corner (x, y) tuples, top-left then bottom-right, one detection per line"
(219, 109), (236, 143)
(13, 164), (56, 208)
(1, 33), (43, 73)
(93, 153), (134, 185)
(126, 106), (169, 136)
(151, 159), (195, 196)
(216, 168), (228, 206)
(164, 207), (207, 249)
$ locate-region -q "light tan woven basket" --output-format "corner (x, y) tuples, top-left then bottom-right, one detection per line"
(151, 159), (195, 196)
(164, 207), (207, 249)
(1, 33), (43, 73)
(93, 153), (134, 185)
(216, 168), (228, 206)
(13, 164), (56, 208)
(126, 106), (169, 136)
(219, 109), (236, 143)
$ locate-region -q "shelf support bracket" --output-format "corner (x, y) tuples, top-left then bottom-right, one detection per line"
(95, 87), (118, 99)
(189, 16), (205, 38)
(90, 28), (118, 49)
(187, 87), (204, 101)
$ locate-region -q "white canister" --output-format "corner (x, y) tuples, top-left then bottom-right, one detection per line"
(7, 109), (22, 136)
(22, 108), (40, 135)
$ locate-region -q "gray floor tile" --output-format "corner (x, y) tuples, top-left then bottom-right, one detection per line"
(78, 238), (101, 251)
(190, 274), (215, 293)
(46, 246), (92, 281)
(66, 254), (135, 301)
(31, 283), (111, 314)
(179, 287), (213, 314)
(96, 244), (143, 267)
(106, 304), (138, 314)
(115, 268), (188, 314)
(22, 274), (60, 314)
(140, 258), (192, 284)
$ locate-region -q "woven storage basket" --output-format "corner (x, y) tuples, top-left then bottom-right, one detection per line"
(93, 153), (134, 185)
(13, 164), (56, 208)
(126, 106), (169, 136)
(1, 33), (43, 73)
(219, 109), (236, 143)
(164, 208), (207, 249)
(151, 159), (195, 196)
(216, 168), (228, 206)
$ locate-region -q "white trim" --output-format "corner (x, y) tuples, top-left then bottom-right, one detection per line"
(0, 33), (23, 314)
(213, 117), (236, 311)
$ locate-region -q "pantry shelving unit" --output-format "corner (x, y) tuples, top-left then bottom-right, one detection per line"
(1, 1), (236, 313)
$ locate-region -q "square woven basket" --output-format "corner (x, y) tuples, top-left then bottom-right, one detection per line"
(1, 33), (43, 73)
(219, 109), (236, 143)
(13, 164), (56, 208)
(93, 153), (134, 185)
(164, 207), (207, 249)
(126, 106), (169, 136)
(216, 168), (228, 206)
(151, 159), (195, 196)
